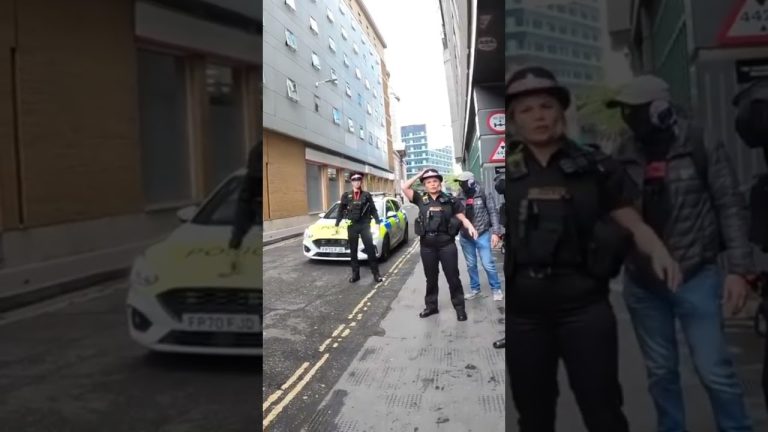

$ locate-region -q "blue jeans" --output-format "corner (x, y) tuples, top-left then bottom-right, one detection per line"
(458, 231), (501, 293)
(624, 265), (752, 432)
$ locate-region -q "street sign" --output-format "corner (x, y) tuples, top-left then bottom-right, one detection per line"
(486, 110), (505, 134)
(494, 166), (505, 175)
(719, 0), (768, 46)
(489, 138), (505, 163)
(736, 58), (768, 83)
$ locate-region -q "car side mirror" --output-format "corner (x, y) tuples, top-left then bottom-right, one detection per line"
(318, 212), (325, 218)
(386, 211), (397, 218)
(176, 205), (198, 222)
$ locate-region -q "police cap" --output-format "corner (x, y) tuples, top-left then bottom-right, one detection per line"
(350, 171), (365, 181)
(420, 169), (443, 183)
(507, 66), (571, 110)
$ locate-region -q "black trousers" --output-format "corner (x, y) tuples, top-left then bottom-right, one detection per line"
(762, 299), (768, 413)
(347, 221), (379, 275)
(420, 234), (465, 311)
(507, 298), (629, 432)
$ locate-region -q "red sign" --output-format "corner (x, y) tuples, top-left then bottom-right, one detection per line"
(719, 0), (768, 46)
(486, 110), (505, 134)
(489, 138), (505, 163)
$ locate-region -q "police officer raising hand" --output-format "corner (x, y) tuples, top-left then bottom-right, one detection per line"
(402, 167), (476, 322)
(335, 172), (383, 284)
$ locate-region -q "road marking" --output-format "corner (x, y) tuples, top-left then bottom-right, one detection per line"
(263, 354), (330, 429)
(263, 241), (419, 426)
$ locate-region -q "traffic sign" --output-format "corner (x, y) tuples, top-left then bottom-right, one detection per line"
(719, 0), (768, 46)
(489, 138), (505, 163)
(486, 110), (505, 134)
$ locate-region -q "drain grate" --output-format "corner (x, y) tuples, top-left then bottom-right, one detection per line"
(478, 394), (505, 414)
(345, 367), (375, 387)
(358, 345), (383, 362)
(304, 390), (348, 432)
(384, 393), (423, 410)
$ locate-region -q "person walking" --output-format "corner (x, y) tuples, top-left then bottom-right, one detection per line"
(334, 171), (384, 283)
(608, 75), (757, 432)
(504, 66), (680, 432)
(401, 168), (478, 321)
(454, 171), (504, 301)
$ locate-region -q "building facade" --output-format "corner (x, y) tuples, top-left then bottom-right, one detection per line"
(0, 0), (261, 286)
(401, 124), (454, 177)
(262, 0), (393, 222)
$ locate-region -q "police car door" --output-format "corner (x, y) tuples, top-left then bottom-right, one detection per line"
(385, 200), (401, 242)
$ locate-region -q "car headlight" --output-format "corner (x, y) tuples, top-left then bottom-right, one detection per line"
(304, 229), (312, 239)
(130, 254), (159, 288)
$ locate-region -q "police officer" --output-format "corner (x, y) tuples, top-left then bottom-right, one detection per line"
(504, 66), (681, 431)
(401, 168), (478, 321)
(227, 141), (261, 274)
(335, 172), (384, 283)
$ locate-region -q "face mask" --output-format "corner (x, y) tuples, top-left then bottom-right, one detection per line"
(459, 179), (475, 193)
(621, 105), (655, 138)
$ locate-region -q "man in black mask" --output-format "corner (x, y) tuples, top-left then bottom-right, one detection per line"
(608, 76), (757, 431)
(454, 171), (504, 302)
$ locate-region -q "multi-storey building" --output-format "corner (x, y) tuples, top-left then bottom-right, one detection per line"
(402, 124), (454, 177)
(262, 0), (393, 222)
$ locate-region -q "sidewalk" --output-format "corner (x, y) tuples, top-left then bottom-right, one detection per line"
(309, 242), (507, 431)
(264, 215), (317, 245)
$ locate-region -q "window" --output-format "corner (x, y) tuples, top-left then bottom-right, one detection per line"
(339, 3), (346, 14)
(367, 103), (372, 115)
(346, 83), (352, 97)
(306, 164), (323, 213)
(533, 19), (542, 29)
(343, 53), (350, 67)
(359, 126), (364, 140)
(548, 44), (556, 54)
(285, 29), (298, 51)
(353, 43), (359, 54)
(556, 4), (565, 13)
(341, 27), (348, 40)
(137, 50), (191, 206)
(365, 79), (370, 90)
(357, 93), (363, 106)
(285, 0), (296, 11)
(380, 116), (385, 127)
(309, 17), (319, 34)
(311, 52), (321, 70)
(329, 37), (336, 52)
(332, 107), (341, 124)
(373, 90), (378, 99)
(314, 95), (320, 112)
(330, 68), (338, 82)
(348, 119), (354, 133)
(546, 22), (555, 32)
(326, 7), (334, 22)
(286, 78), (299, 101)
(355, 68), (361, 79)
(559, 25), (567, 35)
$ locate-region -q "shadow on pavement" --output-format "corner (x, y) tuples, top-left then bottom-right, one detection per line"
(139, 352), (262, 374)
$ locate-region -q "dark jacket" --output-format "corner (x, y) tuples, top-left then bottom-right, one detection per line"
(229, 143), (261, 250)
(335, 190), (381, 226)
(613, 120), (755, 279)
(455, 185), (503, 237)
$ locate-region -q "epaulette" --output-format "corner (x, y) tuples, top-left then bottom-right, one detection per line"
(506, 141), (528, 179)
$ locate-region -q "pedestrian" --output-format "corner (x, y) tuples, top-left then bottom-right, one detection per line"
(401, 168), (478, 321)
(504, 66), (681, 432)
(334, 171), (384, 283)
(453, 171), (504, 301)
(732, 78), (768, 413)
(227, 141), (261, 274)
(608, 75), (757, 431)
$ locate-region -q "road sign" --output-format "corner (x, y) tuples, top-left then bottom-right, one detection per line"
(719, 0), (768, 46)
(736, 57), (768, 83)
(486, 110), (505, 134)
(489, 138), (505, 163)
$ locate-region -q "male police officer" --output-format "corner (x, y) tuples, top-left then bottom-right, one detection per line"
(454, 171), (504, 301)
(335, 172), (383, 283)
(227, 141), (261, 273)
(402, 168), (478, 321)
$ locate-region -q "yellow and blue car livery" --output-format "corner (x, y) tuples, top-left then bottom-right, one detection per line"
(126, 169), (262, 356)
(303, 195), (408, 261)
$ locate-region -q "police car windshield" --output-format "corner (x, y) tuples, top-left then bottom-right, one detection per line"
(192, 175), (256, 226)
(322, 199), (387, 220)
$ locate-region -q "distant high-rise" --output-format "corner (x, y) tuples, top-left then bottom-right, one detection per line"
(401, 124), (453, 177)
(506, 0), (605, 92)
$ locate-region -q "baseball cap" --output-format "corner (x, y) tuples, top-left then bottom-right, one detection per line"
(455, 171), (475, 182)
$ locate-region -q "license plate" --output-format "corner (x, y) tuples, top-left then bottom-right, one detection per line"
(182, 314), (261, 333)
(320, 247), (346, 253)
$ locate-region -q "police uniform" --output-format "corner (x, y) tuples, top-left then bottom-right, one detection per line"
(413, 169), (468, 321)
(335, 172), (383, 283)
(505, 67), (636, 431)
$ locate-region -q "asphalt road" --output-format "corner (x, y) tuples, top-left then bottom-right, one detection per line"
(0, 282), (260, 432)
(262, 205), (423, 431)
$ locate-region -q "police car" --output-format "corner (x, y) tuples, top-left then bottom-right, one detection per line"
(303, 194), (408, 261)
(126, 169), (262, 356)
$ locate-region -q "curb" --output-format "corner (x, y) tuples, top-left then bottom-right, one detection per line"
(0, 267), (130, 314)
(263, 231), (304, 246)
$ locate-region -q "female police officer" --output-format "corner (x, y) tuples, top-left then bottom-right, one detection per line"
(402, 168), (478, 321)
(504, 66), (681, 431)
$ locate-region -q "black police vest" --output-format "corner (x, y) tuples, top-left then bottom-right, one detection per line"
(417, 192), (455, 234)
(507, 145), (607, 269)
(345, 192), (367, 222)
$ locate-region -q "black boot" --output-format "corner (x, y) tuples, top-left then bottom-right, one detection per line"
(349, 270), (360, 283)
(456, 308), (467, 322)
(372, 271), (384, 283)
(493, 338), (505, 349)
(419, 308), (439, 318)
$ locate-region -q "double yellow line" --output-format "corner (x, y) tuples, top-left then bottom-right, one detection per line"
(262, 240), (420, 430)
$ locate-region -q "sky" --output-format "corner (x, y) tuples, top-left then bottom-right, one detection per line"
(363, 0), (455, 155)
